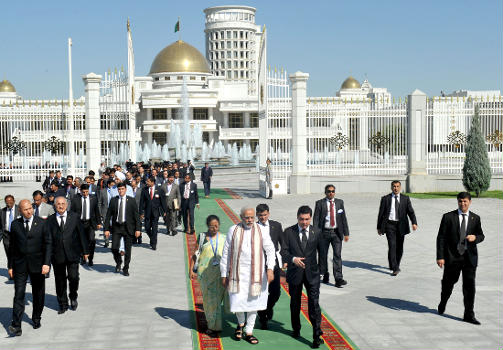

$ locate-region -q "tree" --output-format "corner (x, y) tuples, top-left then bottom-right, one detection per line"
(462, 105), (492, 197)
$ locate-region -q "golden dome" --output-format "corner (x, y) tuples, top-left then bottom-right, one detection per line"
(149, 40), (210, 74)
(341, 76), (361, 90)
(0, 80), (16, 93)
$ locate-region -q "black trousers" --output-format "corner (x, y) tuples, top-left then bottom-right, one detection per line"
(385, 221), (404, 271)
(144, 214), (159, 247)
(181, 202), (195, 232)
(12, 269), (45, 327)
(203, 181), (211, 196)
(53, 261), (79, 306)
(319, 229), (343, 280)
(82, 220), (96, 261)
(258, 266), (281, 322)
(111, 225), (133, 269)
(2, 230), (10, 266)
(289, 273), (322, 338)
(440, 254), (477, 318)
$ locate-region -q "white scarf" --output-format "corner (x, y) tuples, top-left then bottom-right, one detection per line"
(228, 222), (263, 297)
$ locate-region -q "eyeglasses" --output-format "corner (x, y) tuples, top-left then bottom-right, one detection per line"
(326, 190), (335, 193)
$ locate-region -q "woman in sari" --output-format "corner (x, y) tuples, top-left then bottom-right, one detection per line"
(190, 215), (226, 337)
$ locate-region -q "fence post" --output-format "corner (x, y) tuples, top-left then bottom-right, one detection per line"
(82, 73), (102, 173)
(290, 71), (310, 194)
(406, 89), (429, 192)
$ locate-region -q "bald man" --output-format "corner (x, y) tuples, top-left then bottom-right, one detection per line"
(8, 199), (52, 336)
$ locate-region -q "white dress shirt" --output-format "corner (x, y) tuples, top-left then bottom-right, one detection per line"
(81, 196), (90, 220)
(457, 209), (470, 231)
(388, 193), (400, 221)
(324, 199), (337, 229)
(116, 196), (127, 222)
(56, 211), (67, 226)
(23, 215), (34, 231)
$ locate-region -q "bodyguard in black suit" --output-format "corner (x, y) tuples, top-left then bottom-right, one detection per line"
(377, 180), (418, 276)
(256, 203), (284, 330)
(139, 176), (167, 250)
(436, 192), (484, 325)
(280, 206), (324, 348)
(1, 196), (20, 269)
(180, 174), (200, 234)
(48, 197), (89, 314)
(8, 200), (52, 336)
(313, 184), (350, 287)
(200, 163), (213, 197)
(104, 183), (141, 276)
(70, 184), (102, 266)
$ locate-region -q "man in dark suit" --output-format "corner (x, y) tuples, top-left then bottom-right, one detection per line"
(104, 182), (141, 276)
(7, 199), (52, 336)
(70, 184), (102, 266)
(45, 181), (66, 205)
(313, 184), (350, 287)
(200, 162), (213, 198)
(139, 176), (167, 250)
(180, 174), (199, 234)
(256, 203), (284, 330)
(48, 197), (89, 314)
(377, 180), (418, 276)
(436, 192), (484, 325)
(1, 195), (20, 269)
(42, 170), (56, 192)
(280, 206), (324, 348)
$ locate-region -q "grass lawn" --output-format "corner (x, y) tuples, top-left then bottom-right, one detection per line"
(405, 190), (503, 199)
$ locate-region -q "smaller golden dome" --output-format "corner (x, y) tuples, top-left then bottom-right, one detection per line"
(341, 76), (361, 90)
(0, 80), (16, 93)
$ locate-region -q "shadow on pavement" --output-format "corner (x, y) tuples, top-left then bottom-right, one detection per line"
(343, 260), (390, 275)
(84, 263), (116, 273)
(154, 307), (193, 330)
(227, 188), (262, 198)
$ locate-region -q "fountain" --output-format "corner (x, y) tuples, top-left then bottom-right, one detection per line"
(231, 143), (239, 166)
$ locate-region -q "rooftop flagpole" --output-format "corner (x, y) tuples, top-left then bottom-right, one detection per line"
(68, 37), (76, 176)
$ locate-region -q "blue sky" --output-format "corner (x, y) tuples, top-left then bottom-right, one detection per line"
(2, 0), (501, 99)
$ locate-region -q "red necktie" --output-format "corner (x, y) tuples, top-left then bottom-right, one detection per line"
(330, 200), (335, 227)
(150, 187), (154, 200)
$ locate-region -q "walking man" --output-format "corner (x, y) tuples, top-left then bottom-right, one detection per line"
(104, 183), (141, 276)
(1, 195), (20, 269)
(47, 197), (88, 314)
(8, 199), (52, 336)
(180, 174), (199, 234)
(265, 159), (273, 199)
(377, 180), (418, 276)
(139, 176), (167, 250)
(436, 192), (485, 324)
(313, 184), (350, 287)
(200, 162), (213, 198)
(161, 174), (181, 236)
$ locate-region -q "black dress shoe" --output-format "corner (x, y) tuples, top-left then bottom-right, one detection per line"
(291, 330), (300, 338)
(335, 279), (347, 288)
(137, 238), (142, 244)
(438, 302), (446, 315)
(88, 259), (93, 267)
(322, 273), (329, 284)
(123, 269), (129, 276)
(104, 242), (109, 248)
(260, 320), (268, 330)
(312, 337), (324, 348)
(32, 319), (41, 329)
(151, 245), (157, 251)
(58, 306), (68, 314)
(8, 325), (22, 336)
(70, 299), (78, 311)
(463, 316), (481, 325)
(115, 264), (121, 273)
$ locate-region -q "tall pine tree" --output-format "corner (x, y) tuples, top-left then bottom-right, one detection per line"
(462, 105), (492, 197)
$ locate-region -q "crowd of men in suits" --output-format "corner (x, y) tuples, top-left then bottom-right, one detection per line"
(0, 159), (215, 336)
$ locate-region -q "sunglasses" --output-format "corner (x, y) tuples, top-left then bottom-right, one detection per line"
(326, 190), (335, 193)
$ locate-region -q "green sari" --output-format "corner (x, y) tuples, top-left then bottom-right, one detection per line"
(197, 232), (226, 331)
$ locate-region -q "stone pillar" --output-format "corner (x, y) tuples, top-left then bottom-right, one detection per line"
(146, 108), (153, 145)
(223, 112), (229, 146)
(289, 71), (310, 194)
(244, 112), (250, 128)
(82, 73), (102, 173)
(208, 107), (214, 120)
(406, 89), (430, 192)
(167, 108), (172, 120)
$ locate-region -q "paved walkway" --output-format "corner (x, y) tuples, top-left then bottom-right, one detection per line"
(0, 176), (501, 349)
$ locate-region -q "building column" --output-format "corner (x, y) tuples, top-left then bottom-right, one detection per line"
(290, 71), (310, 194)
(146, 108), (153, 145)
(208, 107), (214, 120)
(406, 89), (429, 192)
(167, 108), (172, 120)
(223, 112), (229, 146)
(244, 112), (250, 128)
(82, 73), (102, 173)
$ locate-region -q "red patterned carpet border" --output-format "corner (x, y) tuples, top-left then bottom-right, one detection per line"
(222, 188), (241, 199)
(185, 231), (223, 350)
(217, 198), (356, 350)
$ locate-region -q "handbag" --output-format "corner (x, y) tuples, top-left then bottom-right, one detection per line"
(192, 232), (206, 273)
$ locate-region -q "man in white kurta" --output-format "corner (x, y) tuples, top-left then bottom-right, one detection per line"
(220, 207), (275, 343)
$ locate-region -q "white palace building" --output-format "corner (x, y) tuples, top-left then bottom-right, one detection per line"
(0, 5), (502, 194)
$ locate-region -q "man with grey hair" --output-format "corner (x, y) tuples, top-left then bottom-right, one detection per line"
(220, 206), (275, 345)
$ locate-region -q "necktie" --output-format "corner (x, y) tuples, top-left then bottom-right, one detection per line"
(25, 220), (29, 234)
(118, 198), (125, 223)
(82, 197), (87, 220)
(330, 200), (335, 227)
(150, 187), (154, 200)
(458, 214), (467, 255)
(59, 216), (65, 231)
(394, 195), (400, 220)
(35, 205), (39, 217)
(184, 184), (190, 199)
(301, 229), (308, 251)
(8, 208), (13, 231)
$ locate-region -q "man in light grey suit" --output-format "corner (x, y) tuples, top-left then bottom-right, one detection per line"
(130, 179), (142, 208)
(98, 179), (116, 247)
(32, 190), (54, 219)
(161, 174), (181, 236)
